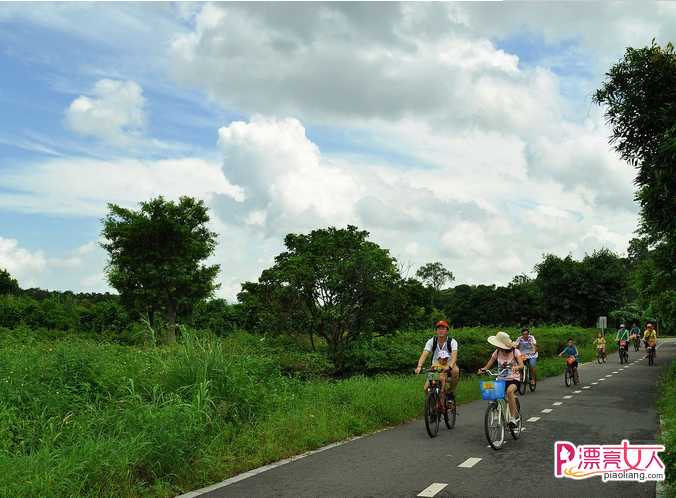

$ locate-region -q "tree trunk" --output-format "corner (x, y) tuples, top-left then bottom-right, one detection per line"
(166, 302), (177, 344)
(309, 330), (316, 352)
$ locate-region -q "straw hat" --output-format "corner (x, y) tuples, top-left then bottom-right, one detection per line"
(487, 331), (515, 350)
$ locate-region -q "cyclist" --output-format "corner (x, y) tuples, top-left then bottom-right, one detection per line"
(558, 337), (579, 383)
(478, 331), (523, 427)
(615, 323), (630, 356)
(630, 321), (642, 349)
(593, 332), (606, 360)
(515, 327), (538, 387)
(643, 322), (658, 359)
(415, 320), (459, 403)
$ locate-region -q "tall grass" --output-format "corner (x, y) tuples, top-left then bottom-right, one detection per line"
(0, 325), (609, 497)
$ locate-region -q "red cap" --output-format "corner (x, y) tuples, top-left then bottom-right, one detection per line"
(435, 320), (449, 329)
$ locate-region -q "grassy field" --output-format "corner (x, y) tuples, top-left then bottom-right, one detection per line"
(658, 356), (676, 496)
(0, 325), (609, 497)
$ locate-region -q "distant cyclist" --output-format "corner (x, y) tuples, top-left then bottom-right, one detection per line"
(515, 327), (538, 388)
(593, 332), (606, 360)
(558, 337), (580, 382)
(616, 323), (630, 352)
(643, 322), (658, 358)
(415, 320), (460, 404)
(630, 321), (642, 347)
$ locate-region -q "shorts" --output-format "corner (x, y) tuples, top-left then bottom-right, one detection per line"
(503, 379), (520, 391)
(525, 357), (537, 367)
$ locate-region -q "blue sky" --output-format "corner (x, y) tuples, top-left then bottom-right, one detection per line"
(0, 2), (672, 298)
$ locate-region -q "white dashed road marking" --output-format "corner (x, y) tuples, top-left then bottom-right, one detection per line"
(527, 417), (540, 422)
(457, 458), (482, 469)
(418, 483), (448, 497)
(553, 402), (563, 406)
(574, 390), (582, 393)
(599, 378), (606, 381)
(605, 375), (612, 377)
(583, 386), (591, 389)
(563, 395), (572, 399)
(541, 409), (553, 413)
(592, 382), (598, 385)
(613, 371), (619, 374)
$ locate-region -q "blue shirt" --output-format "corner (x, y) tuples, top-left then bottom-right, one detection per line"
(561, 345), (579, 358)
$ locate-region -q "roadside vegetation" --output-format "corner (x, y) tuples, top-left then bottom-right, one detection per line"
(0, 39), (673, 498)
(0, 325), (609, 497)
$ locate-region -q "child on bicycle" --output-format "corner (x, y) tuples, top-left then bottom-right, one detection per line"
(427, 349), (453, 406)
(593, 332), (606, 359)
(558, 338), (579, 381)
(478, 331), (524, 427)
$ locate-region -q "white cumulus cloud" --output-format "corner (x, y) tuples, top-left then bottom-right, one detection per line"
(65, 79), (147, 145)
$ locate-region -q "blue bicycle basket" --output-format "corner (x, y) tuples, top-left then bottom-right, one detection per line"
(480, 379), (506, 400)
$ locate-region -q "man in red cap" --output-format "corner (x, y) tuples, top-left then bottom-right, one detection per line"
(415, 320), (459, 403)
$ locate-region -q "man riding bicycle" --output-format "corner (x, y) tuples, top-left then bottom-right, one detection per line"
(616, 323), (630, 352)
(515, 327), (538, 387)
(643, 322), (657, 358)
(415, 320), (460, 405)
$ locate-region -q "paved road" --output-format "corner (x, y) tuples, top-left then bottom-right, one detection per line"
(185, 339), (675, 498)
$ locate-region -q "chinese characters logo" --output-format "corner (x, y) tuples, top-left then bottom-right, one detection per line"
(555, 440), (665, 482)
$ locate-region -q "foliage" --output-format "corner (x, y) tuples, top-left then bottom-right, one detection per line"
(415, 261), (454, 307)
(0, 324), (603, 497)
(657, 358), (676, 495)
(101, 196), (220, 343)
(238, 226), (405, 372)
(0, 268), (19, 295)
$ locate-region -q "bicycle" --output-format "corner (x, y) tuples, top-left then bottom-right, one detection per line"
(633, 336), (641, 352)
(423, 369), (456, 437)
(618, 340), (629, 364)
(480, 369), (522, 450)
(596, 347), (607, 364)
(647, 345), (656, 366)
(564, 356), (579, 387)
(518, 359), (536, 394)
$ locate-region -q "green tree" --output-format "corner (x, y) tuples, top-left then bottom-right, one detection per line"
(0, 268), (20, 295)
(415, 261), (454, 307)
(594, 41), (676, 291)
(101, 196), (219, 343)
(238, 225), (403, 372)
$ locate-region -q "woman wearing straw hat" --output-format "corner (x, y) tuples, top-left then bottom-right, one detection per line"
(478, 331), (524, 427)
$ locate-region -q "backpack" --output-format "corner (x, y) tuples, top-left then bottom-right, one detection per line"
(430, 336), (454, 361)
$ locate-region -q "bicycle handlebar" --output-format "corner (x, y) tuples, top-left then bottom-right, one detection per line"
(480, 368), (510, 377)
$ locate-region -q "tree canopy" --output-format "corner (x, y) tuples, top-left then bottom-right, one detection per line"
(238, 225), (405, 372)
(101, 196), (219, 343)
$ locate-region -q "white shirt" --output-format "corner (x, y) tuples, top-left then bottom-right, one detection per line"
(516, 335), (538, 358)
(424, 337), (458, 364)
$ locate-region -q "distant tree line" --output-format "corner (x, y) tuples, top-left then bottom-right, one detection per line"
(0, 41), (673, 371)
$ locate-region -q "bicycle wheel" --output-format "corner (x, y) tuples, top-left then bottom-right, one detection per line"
(597, 351), (603, 364)
(509, 398), (522, 440)
(529, 369), (537, 392)
(424, 392), (440, 438)
(565, 367), (572, 387)
(444, 398), (456, 429)
(518, 367), (527, 395)
(573, 368), (580, 385)
(484, 402), (504, 450)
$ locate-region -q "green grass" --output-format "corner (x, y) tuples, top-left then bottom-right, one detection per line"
(658, 357), (676, 497)
(0, 325), (615, 497)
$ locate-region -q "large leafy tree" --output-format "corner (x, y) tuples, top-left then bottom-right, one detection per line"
(101, 196), (219, 343)
(594, 41), (676, 294)
(239, 225), (403, 372)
